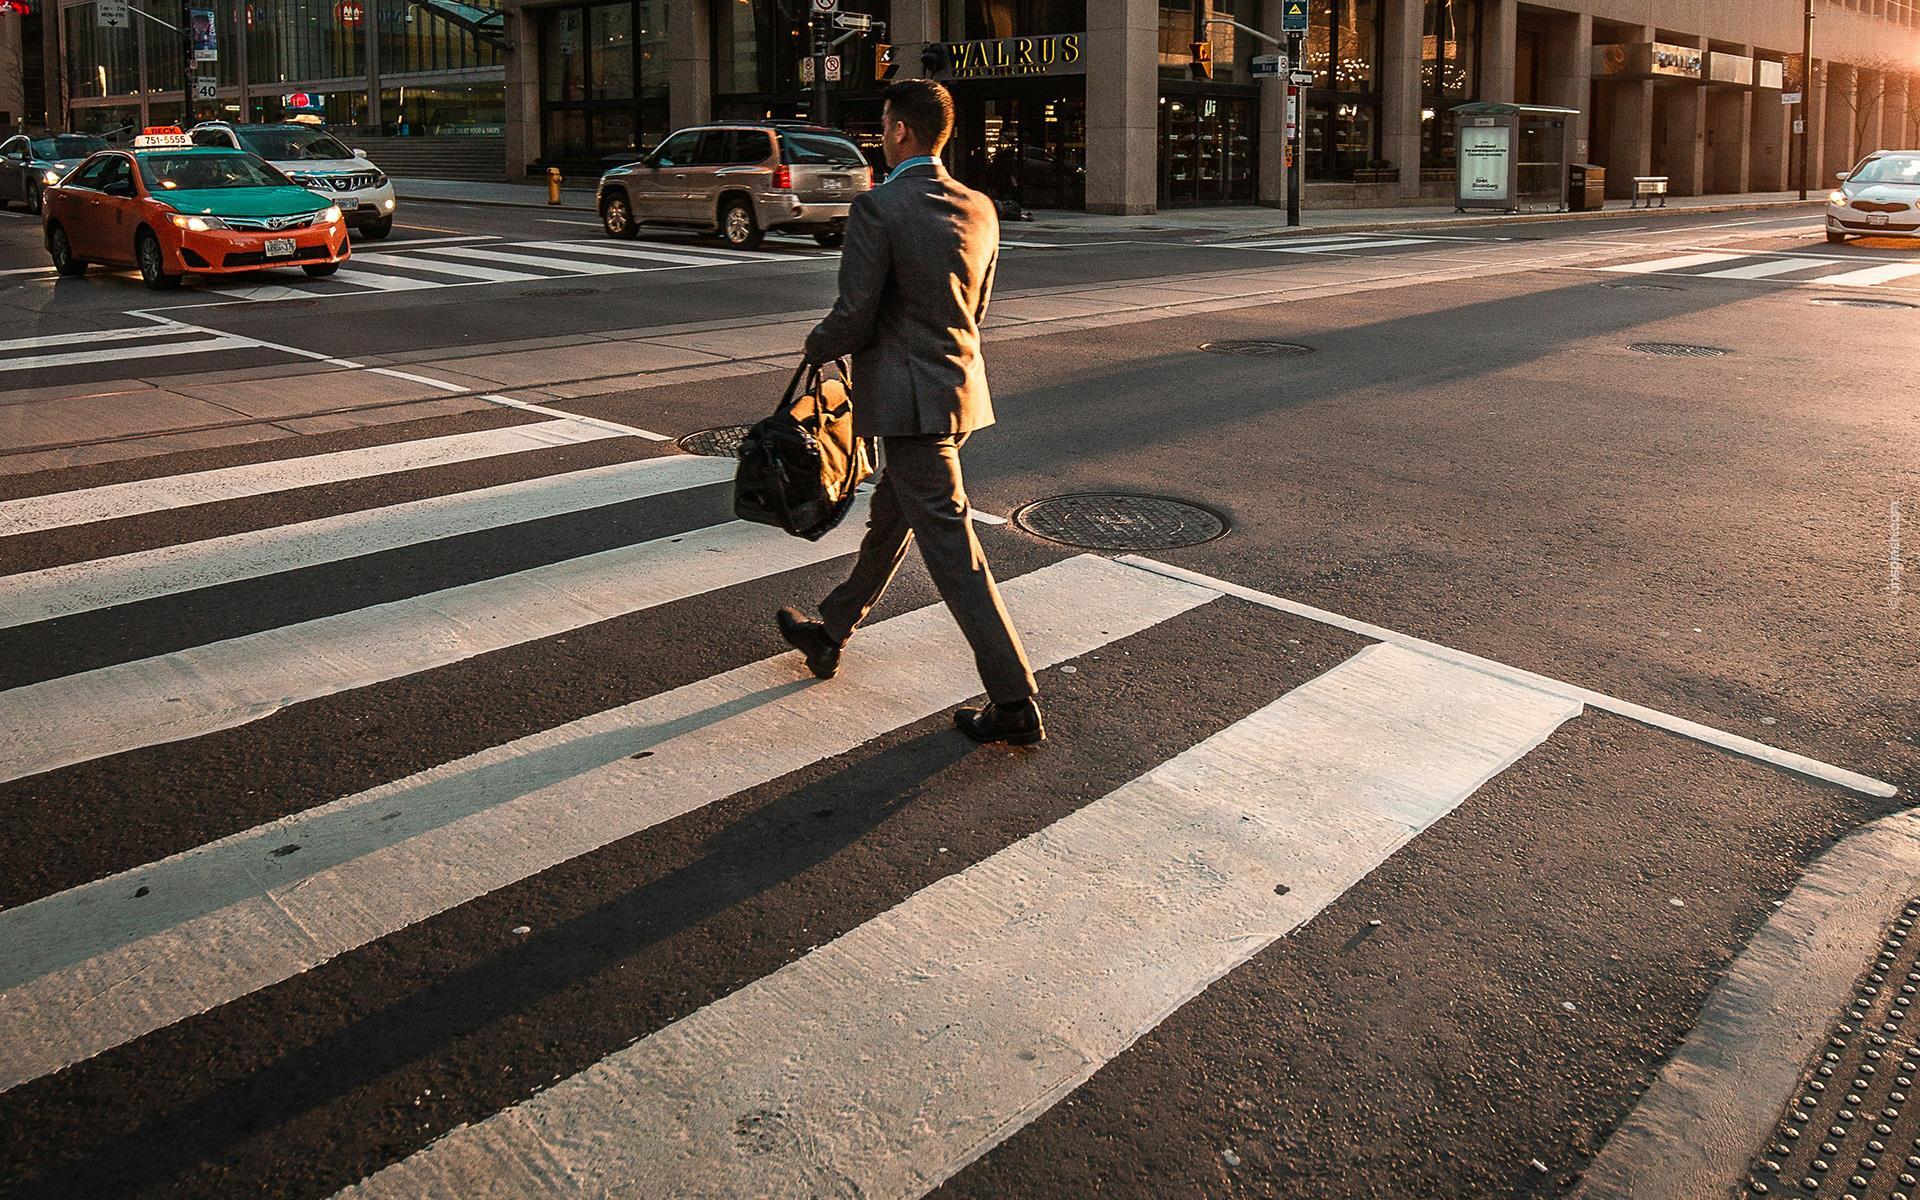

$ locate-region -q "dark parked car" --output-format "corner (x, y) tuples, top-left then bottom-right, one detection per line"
(0, 133), (110, 213)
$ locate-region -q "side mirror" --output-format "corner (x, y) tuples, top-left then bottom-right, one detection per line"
(1837, 171), (1851, 182)
(352, 147), (366, 157)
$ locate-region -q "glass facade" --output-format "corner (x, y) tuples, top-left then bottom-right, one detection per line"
(539, 0), (666, 161)
(712, 0), (890, 103)
(1302, 0), (1381, 180)
(1422, 0), (1479, 166)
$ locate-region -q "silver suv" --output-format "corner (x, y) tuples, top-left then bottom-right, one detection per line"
(597, 122), (874, 250)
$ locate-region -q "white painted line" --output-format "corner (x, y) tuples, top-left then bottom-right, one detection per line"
(1214, 234), (1399, 249)
(0, 455), (735, 628)
(515, 240), (773, 268)
(363, 235), (500, 250)
(0, 499), (876, 785)
(0, 334), (261, 372)
(347, 252), (546, 283)
(476, 393), (669, 441)
(364, 367), (470, 393)
(0, 420), (624, 537)
(0, 555), (1213, 1092)
(536, 219), (602, 227)
(1696, 255), (1830, 280)
(335, 269), (444, 293)
(0, 265), (55, 277)
(1814, 261), (1920, 287)
(1304, 236), (1438, 253)
(419, 245), (636, 276)
(0, 325), (215, 353)
(1599, 252), (1747, 274)
(1116, 556), (1899, 800)
(335, 642), (1577, 1199)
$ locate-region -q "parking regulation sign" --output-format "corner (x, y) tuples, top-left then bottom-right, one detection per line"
(811, 0), (836, 12)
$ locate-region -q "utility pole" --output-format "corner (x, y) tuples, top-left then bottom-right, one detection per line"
(180, 0), (193, 122)
(812, 10), (829, 125)
(1798, 0), (1814, 201)
(1286, 30), (1302, 226)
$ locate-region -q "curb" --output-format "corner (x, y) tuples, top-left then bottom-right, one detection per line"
(1574, 811), (1920, 1200)
(397, 190), (596, 213)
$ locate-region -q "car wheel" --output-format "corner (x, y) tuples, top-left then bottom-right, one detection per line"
(601, 192), (638, 240)
(813, 229), (845, 249)
(1827, 231), (1848, 244)
(357, 215), (393, 241)
(48, 225), (88, 276)
(303, 262), (340, 277)
(720, 198), (765, 250)
(137, 230), (182, 291)
(27, 183), (42, 215)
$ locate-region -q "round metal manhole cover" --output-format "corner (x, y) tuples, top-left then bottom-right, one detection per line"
(677, 425), (752, 457)
(1012, 493), (1228, 551)
(1813, 296), (1917, 310)
(1199, 340), (1317, 359)
(1628, 341), (1730, 358)
(519, 287), (603, 299)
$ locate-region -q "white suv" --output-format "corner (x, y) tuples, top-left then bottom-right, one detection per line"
(189, 120), (398, 239)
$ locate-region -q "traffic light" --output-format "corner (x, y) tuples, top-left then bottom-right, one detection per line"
(876, 43), (897, 82)
(1191, 40), (1214, 80)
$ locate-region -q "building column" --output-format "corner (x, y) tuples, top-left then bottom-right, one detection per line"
(1706, 45), (1752, 194)
(503, 0), (540, 177)
(1886, 75), (1912, 152)
(1822, 61), (1856, 181)
(1750, 62), (1789, 191)
(1084, 0), (1158, 215)
(1480, 0), (1518, 104)
(1602, 26), (1654, 199)
(1256, 0), (1285, 206)
(1659, 35), (1707, 196)
(668, 0), (710, 131)
(1379, 0), (1423, 198)
(1542, 10), (1593, 160)
(0, 18), (24, 131)
(889, 0), (937, 70)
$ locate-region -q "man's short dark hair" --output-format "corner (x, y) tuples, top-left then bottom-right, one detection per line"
(883, 79), (955, 148)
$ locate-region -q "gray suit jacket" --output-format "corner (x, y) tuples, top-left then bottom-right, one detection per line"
(804, 162), (999, 438)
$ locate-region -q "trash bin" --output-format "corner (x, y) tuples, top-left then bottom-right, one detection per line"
(1569, 163), (1606, 212)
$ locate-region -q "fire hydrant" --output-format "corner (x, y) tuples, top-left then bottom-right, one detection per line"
(546, 166), (563, 205)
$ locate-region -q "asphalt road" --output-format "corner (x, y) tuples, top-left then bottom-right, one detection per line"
(0, 196), (1914, 1200)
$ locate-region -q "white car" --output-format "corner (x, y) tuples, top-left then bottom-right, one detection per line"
(188, 120), (398, 239)
(1827, 151), (1920, 243)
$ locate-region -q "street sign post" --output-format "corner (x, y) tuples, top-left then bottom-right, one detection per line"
(97, 0), (128, 28)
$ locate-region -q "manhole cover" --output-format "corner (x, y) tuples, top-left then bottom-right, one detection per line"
(1012, 494), (1228, 551)
(1601, 281), (1682, 292)
(1814, 297), (1917, 311)
(1629, 342), (1730, 358)
(519, 287), (603, 298)
(1747, 896), (1920, 1199)
(1200, 340), (1316, 359)
(677, 425), (751, 457)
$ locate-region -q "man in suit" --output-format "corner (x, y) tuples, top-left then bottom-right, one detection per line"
(777, 79), (1043, 746)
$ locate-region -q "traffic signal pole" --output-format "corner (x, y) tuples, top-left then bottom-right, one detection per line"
(1203, 16), (1299, 225)
(812, 12), (830, 125)
(181, 0), (193, 121)
(1797, 0), (1814, 201)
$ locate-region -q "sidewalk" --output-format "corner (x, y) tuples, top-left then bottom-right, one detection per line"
(393, 176), (1822, 237)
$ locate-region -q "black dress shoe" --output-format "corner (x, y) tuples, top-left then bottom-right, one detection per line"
(777, 608), (842, 679)
(954, 699), (1046, 746)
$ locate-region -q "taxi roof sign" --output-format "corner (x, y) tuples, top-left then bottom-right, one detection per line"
(134, 126), (193, 148)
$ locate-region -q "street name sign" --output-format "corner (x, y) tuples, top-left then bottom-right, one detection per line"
(1251, 54), (1284, 78)
(1282, 0), (1308, 33)
(97, 0), (128, 28)
(1781, 91), (1803, 105)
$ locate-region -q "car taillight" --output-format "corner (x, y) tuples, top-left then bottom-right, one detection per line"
(772, 164), (793, 191)
(867, 167), (876, 189)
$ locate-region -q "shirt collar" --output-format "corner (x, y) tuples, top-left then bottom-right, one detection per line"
(884, 155), (941, 183)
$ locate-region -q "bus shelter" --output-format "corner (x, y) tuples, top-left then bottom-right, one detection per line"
(1453, 102), (1581, 213)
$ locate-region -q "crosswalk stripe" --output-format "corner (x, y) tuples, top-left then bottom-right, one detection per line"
(1814, 260), (1920, 287)
(418, 245), (637, 276)
(1696, 256), (1830, 280)
(0, 325), (194, 353)
(1216, 234), (1386, 249)
(0, 455), (736, 629)
(335, 642), (1580, 1200)
(336, 268), (445, 292)
(0, 554), (1213, 1092)
(0, 420), (624, 538)
(347, 252), (548, 283)
(514, 240), (777, 268)
(1219, 236), (1435, 253)
(1599, 252), (1745, 275)
(0, 501), (873, 785)
(2, 334), (259, 372)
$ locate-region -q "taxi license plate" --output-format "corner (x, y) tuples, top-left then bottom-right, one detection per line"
(1869, 212), (1891, 227)
(265, 237), (297, 258)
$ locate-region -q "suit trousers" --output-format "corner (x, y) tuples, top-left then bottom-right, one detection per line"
(819, 433), (1037, 704)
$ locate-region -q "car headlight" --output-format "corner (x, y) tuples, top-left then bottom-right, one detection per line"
(382, 197), (395, 211)
(370, 171), (388, 187)
(1830, 190), (1849, 206)
(41, 169), (60, 185)
(320, 205), (343, 224)
(168, 213), (229, 231)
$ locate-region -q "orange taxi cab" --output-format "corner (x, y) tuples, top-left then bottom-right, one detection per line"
(42, 127), (350, 291)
